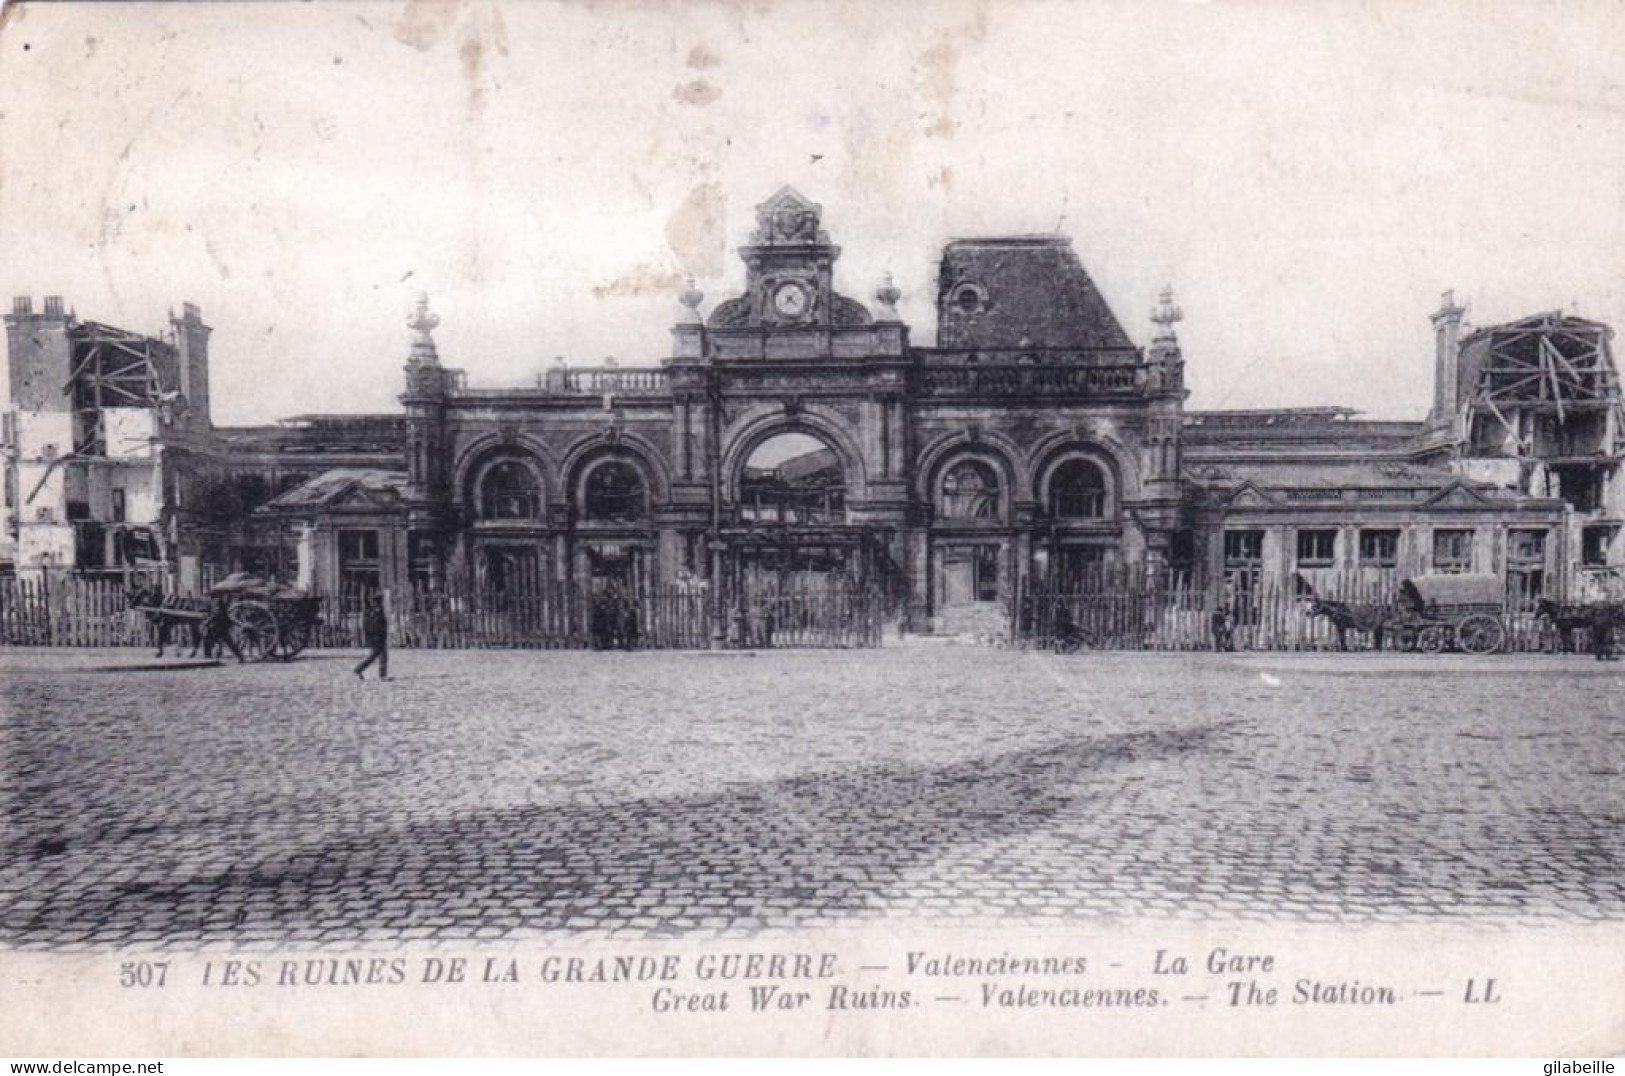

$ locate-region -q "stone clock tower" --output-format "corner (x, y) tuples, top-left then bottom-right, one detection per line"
(702, 186), (879, 336)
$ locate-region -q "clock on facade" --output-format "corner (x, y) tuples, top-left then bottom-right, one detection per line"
(771, 282), (811, 320)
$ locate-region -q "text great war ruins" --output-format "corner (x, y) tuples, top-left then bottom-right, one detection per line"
(4, 186), (1620, 642)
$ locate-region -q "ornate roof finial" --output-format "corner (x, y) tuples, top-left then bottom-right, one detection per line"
(678, 276), (704, 324)
(407, 292), (441, 365)
(1151, 286), (1183, 341)
(874, 272), (901, 319)
(750, 186), (829, 247)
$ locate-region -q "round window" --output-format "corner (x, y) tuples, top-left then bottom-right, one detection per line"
(952, 283), (985, 314)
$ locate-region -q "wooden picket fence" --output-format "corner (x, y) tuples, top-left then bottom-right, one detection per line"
(1012, 571), (1562, 653)
(732, 584), (884, 649)
(0, 574), (163, 648)
(0, 570), (1581, 654)
(0, 574), (880, 652)
(308, 580), (886, 651)
(311, 585), (593, 650)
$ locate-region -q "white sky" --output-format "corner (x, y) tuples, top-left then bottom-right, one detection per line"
(1, 0), (1621, 425)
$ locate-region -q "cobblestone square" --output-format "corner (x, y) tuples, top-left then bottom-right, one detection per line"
(2, 647), (1621, 949)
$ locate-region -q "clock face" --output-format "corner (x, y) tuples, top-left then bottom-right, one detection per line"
(772, 282), (810, 319)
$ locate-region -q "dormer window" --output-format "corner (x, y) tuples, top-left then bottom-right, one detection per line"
(950, 282), (987, 315)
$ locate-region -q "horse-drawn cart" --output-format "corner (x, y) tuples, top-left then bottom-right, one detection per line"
(209, 573), (322, 661)
(1391, 573), (1506, 655)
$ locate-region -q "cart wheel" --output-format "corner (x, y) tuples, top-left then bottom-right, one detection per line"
(1392, 626), (1420, 652)
(1417, 625), (1450, 654)
(279, 623), (309, 659)
(1456, 614), (1505, 655)
(229, 603), (277, 661)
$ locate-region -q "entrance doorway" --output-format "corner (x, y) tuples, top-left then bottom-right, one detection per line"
(935, 543), (1004, 634)
(942, 545), (999, 605)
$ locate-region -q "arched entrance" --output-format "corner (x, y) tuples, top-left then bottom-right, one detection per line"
(465, 450), (551, 594)
(928, 452), (1015, 635)
(720, 429), (884, 646)
(736, 432), (853, 589)
(572, 453), (655, 596)
(1033, 448), (1124, 592)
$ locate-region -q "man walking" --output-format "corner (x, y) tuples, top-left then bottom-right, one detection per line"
(354, 593), (390, 680)
(203, 594), (245, 663)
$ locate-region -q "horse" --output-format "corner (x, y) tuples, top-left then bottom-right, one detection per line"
(1295, 575), (1396, 651)
(1537, 599), (1625, 656)
(1302, 596), (1398, 652)
(125, 582), (206, 658)
(1537, 599), (1602, 654)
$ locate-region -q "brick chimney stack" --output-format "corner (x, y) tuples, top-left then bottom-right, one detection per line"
(5, 296), (74, 412)
(1429, 290), (1468, 433)
(170, 301), (213, 428)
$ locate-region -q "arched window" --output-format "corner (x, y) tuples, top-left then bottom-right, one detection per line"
(480, 460), (542, 521)
(1050, 459), (1108, 519)
(940, 460), (1000, 521)
(584, 460), (647, 522)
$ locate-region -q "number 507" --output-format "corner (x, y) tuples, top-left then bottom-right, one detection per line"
(119, 961), (169, 987)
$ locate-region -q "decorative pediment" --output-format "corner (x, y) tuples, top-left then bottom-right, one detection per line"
(751, 186), (829, 247)
(1422, 480), (1491, 508)
(1225, 482), (1277, 509)
(335, 482), (400, 509)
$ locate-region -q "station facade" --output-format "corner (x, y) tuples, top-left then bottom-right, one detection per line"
(5, 187), (1617, 624)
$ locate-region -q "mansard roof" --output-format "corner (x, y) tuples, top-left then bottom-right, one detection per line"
(935, 236), (1135, 351)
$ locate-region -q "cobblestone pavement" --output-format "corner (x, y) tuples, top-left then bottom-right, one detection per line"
(1, 646), (1621, 948)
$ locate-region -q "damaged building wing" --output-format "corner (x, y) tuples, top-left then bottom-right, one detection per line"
(1434, 309), (1625, 580)
(1460, 312), (1619, 450)
(66, 321), (180, 455)
(3, 297), (214, 575)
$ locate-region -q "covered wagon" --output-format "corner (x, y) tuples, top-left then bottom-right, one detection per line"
(1393, 573), (1506, 655)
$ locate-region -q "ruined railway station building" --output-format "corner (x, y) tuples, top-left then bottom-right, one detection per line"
(4, 187), (1617, 627)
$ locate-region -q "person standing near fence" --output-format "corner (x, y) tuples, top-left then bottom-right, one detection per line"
(1590, 608), (1616, 662)
(354, 593), (390, 680)
(1209, 606), (1234, 652)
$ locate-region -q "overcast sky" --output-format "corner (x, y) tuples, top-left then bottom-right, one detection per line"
(2, 0), (1621, 425)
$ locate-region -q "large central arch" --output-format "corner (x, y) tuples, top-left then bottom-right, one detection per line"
(717, 412), (882, 608)
(720, 410), (868, 506)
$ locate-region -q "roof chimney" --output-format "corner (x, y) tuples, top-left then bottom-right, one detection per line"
(11, 297), (31, 316)
(42, 296), (64, 317)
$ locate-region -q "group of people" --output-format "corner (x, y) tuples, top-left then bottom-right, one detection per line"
(589, 582), (640, 651)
